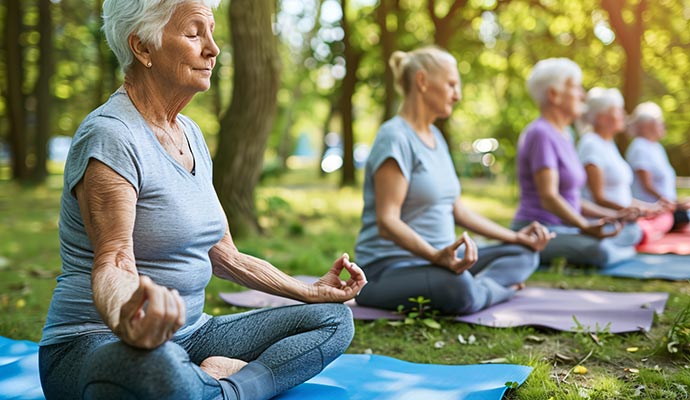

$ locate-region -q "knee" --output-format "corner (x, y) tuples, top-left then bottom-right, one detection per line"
(80, 342), (196, 400)
(428, 275), (482, 315)
(325, 303), (355, 346)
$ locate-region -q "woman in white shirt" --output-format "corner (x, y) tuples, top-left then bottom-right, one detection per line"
(625, 101), (689, 233)
(576, 87), (650, 248)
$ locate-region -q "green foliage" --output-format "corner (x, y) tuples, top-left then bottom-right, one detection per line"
(662, 297), (690, 357)
(391, 295), (442, 330)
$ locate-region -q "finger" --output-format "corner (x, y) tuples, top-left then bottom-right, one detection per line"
(462, 232), (478, 261)
(449, 235), (466, 251)
(344, 262), (367, 284)
(121, 275), (152, 323)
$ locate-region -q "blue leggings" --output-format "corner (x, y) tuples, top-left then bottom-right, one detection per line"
(356, 244), (539, 315)
(39, 303), (353, 400)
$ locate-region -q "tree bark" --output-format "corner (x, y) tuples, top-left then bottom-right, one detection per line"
(376, 0), (399, 122)
(4, 0), (29, 180)
(33, 0), (54, 182)
(602, 0), (646, 153)
(213, 0), (280, 237)
(339, 0), (361, 187)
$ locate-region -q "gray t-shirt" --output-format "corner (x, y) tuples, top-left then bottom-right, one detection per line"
(40, 88), (226, 346)
(354, 116), (460, 272)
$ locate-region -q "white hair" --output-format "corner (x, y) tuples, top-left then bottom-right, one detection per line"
(628, 101), (664, 136)
(584, 87), (624, 125)
(102, 0), (221, 73)
(389, 46), (457, 96)
(526, 58), (582, 106)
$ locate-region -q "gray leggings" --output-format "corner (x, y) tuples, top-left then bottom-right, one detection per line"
(512, 221), (642, 268)
(39, 303), (353, 400)
(356, 244), (539, 315)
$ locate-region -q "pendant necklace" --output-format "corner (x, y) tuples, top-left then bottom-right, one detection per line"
(150, 120), (185, 155)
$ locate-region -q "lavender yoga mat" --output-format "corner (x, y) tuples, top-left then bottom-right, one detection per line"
(220, 277), (668, 333)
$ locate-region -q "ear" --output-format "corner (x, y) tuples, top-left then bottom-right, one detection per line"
(546, 85), (561, 105)
(128, 33), (152, 67)
(414, 69), (428, 93)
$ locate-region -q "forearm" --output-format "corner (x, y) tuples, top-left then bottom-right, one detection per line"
(454, 207), (517, 243)
(539, 194), (589, 229)
(92, 256), (139, 332)
(210, 234), (316, 302)
(378, 217), (440, 262)
(591, 196), (624, 211)
(580, 199), (618, 219)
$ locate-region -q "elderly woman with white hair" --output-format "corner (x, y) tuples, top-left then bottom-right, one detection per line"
(577, 88), (671, 243)
(512, 58), (638, 268)
(626, 102), (690, 232)
(38, 1), (366, 399)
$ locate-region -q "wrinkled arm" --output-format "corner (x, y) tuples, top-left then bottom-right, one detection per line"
(533, 167), (590, 229)
(77, 159), (185, 349)
(210, 229), (366, 303)
(453, 199), (520, 243)
(76, 159), (140, 332)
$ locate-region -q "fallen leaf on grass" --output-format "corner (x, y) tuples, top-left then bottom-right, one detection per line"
(626, 347), (639, 353)
(624, 367), (640, 374)
(555, 352), (574, 362)
(525, 335), (545, 343)
(573, 365), (587, 374)
(480, 357), (509, 364)
(434, 341), (445, 349)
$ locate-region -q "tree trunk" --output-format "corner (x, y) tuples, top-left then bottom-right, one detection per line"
(376, 0), (399, 122)
(4, 0), (29, 181)
(427, 0), (468, 152)
(213, 0), (280, 237)
(33, 0), (54, 182)
(602, 0), (646, 153)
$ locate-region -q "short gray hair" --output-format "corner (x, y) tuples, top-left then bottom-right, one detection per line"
(389, 46), (457, 96)
(628, 101), (664, 136)
(584, 87), (624, 125)
(102, 0), (221, 73)
(526, 58), (582, 106)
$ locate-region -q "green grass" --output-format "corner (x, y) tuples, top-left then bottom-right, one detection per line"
(2, 167), (690, 398)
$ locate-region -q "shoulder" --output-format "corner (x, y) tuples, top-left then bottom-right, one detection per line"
(374, 117), (411, 147)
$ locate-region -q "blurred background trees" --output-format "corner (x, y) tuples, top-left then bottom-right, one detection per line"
(1, 0), (689, 235)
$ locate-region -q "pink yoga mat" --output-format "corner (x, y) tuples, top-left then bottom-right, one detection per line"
(636, 232), (690, 255)
(220, 277), (668, 333)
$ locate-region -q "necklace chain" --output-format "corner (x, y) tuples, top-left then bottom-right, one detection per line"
(149, 120), (184, 155)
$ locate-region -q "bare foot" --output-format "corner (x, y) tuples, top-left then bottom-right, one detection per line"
(511, 282), (526, 291)
(200, 356), (248, 380)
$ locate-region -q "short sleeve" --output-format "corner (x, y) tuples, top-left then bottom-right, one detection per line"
(523, 127), (559, 173)
(625, 139), (654, 172)
(64, 115), (142, 195)
(367, 122), (415, 181)
(577, 134), (605, 168)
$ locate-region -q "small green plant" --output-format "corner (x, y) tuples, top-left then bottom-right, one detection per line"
(391, 296), (442, 330)
(663, 299), (690, 356)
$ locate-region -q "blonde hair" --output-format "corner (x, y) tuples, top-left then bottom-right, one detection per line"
(389, 46), (457, 96)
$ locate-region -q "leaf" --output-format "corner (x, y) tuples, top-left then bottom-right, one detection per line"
(422, 318), (441, 330)
(625, 367), (640, 374)
(626, 347), (639, 353)
(468, 334), (477, 344)
(434, 341), (445, 349)
(573, 365), (588, 374)
(555, 352), (574, 362)
(504, 381), (519, 389)
(458, 334), (467, 344)
(525, 335), (545, 343)
(480, 357), (509, 364)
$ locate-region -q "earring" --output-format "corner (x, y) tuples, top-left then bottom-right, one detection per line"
(146, 62), (152, 68)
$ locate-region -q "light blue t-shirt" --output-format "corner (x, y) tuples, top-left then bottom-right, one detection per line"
(354, 116), (461, 271)
(41, 88), (227, 346)
(577, 132), (633, 206)
(625, 137), (677, 202)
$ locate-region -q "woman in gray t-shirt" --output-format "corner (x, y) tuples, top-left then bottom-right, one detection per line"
(354, 47), (552, 315)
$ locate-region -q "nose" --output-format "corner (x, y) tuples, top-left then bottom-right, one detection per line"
(204, 34), (220, 60)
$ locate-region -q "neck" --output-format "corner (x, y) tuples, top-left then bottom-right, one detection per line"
(123, 68), (191, 126)
(540, 106), (572, 132)
(398, 96), (436, 135)
(593, 126), (616, 141)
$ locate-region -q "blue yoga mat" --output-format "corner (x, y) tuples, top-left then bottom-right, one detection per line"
(601, 254), (690, 280)
(0, 337), (531, 400)
(276, 354), (532, 400)
(0, 336), (43, 400)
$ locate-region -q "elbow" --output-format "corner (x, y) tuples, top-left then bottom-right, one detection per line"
(376, 217), (395, 241)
